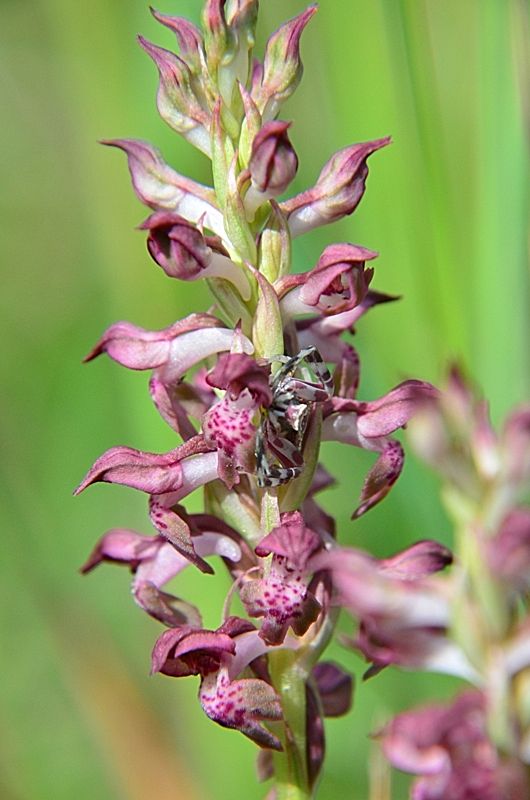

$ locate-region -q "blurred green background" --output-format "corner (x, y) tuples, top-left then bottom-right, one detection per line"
(2, 0), (529, 797)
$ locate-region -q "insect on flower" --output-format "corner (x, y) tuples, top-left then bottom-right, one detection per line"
(255, 346), (334, 487)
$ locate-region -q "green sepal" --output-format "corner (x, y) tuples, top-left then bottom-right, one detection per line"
(250, 268), (284, 358)
(258, 201), (292, 282)
(205, 481), (262, 546)
(260, 490), (280, 534)
(225, 159), (258, 263)
(211, 101), (236, 208)
(238, 83), (262, 167)
(206, 276), (254, 334)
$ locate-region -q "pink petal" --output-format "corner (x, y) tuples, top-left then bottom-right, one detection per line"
(379, 541), (453, 581)
(356, 381), (439, 438)
(255, 511), (320, 569)
(102, 139), (224, 235)
(84, 314), (253, 382)
(200, 671), (283, 750)
(353, 440), (404, 518)
(80, 528), (160, 573)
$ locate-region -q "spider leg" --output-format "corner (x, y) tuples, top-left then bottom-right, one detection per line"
(302, 347), (334, 396)
(277, 379), (330, 403)
(255, 422), (304, 488)
(267, 431), (304, 468)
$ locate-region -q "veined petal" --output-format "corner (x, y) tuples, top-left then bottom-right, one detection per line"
(241, 512), (323, 645)
(75, 445), (185, 495)
(354, 440), (404, 518)
(102, 139), (226, 237)
(74, 437), (216, 496)
(200, 670), (283, 750)
(253, 5), (318, 119)
(248, 120), (298, 195)
(278, 243), (377, 318)
(134, 583), (202, 628)
(255, 511), (321, 570)
(281, 138), (390, 237)
(313, 547), (451, 628)
(149, 495), (214, 574)
(84, 315), (253, 383)
(138, 37), (211, 155)
(379, 540), (453, 581)
(150, 9), (204, 75)
(206, 352), (272, 406)
(80, 528), (161, 574)
(356, 380), (439, 438)
(140, 212), (252, 299)
(151, 626), (235, 676)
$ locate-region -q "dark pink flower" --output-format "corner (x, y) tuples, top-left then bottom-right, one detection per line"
(277, 243), (377, 318)
(152, 617), (284, 749)
(296, 291), (398, 399)
(140, 212), (251, 299)
(206, 352), (272, 406)
(380, 691), (529, 800)
(323, 380), (437, 516)
(83, 313), (253, 385)
(81, 517), (243, 625)
(75, 437), (221, 571)
(240, 511), (323, 645)
(74, 435), (216, 496)
(202, 353), (272, 486)
(313, 543), (472, 680)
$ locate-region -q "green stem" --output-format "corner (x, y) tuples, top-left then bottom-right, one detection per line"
(269, 649), (312, 800)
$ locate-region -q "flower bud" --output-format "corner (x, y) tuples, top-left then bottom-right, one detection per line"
(312, 662), (354, 718)
(140, 212), (252, 299)
(282, 137), (391, 237)
(226, 0), (259, 36)
(202, 0), (231, 74)
(150, 9), (204, 77)
(380, 692), (529, 800)
(249, 121), (298, 194)
(138, 37), (211, 156)
(141, 212), (210, 278)
(253, 6), (317, 119)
